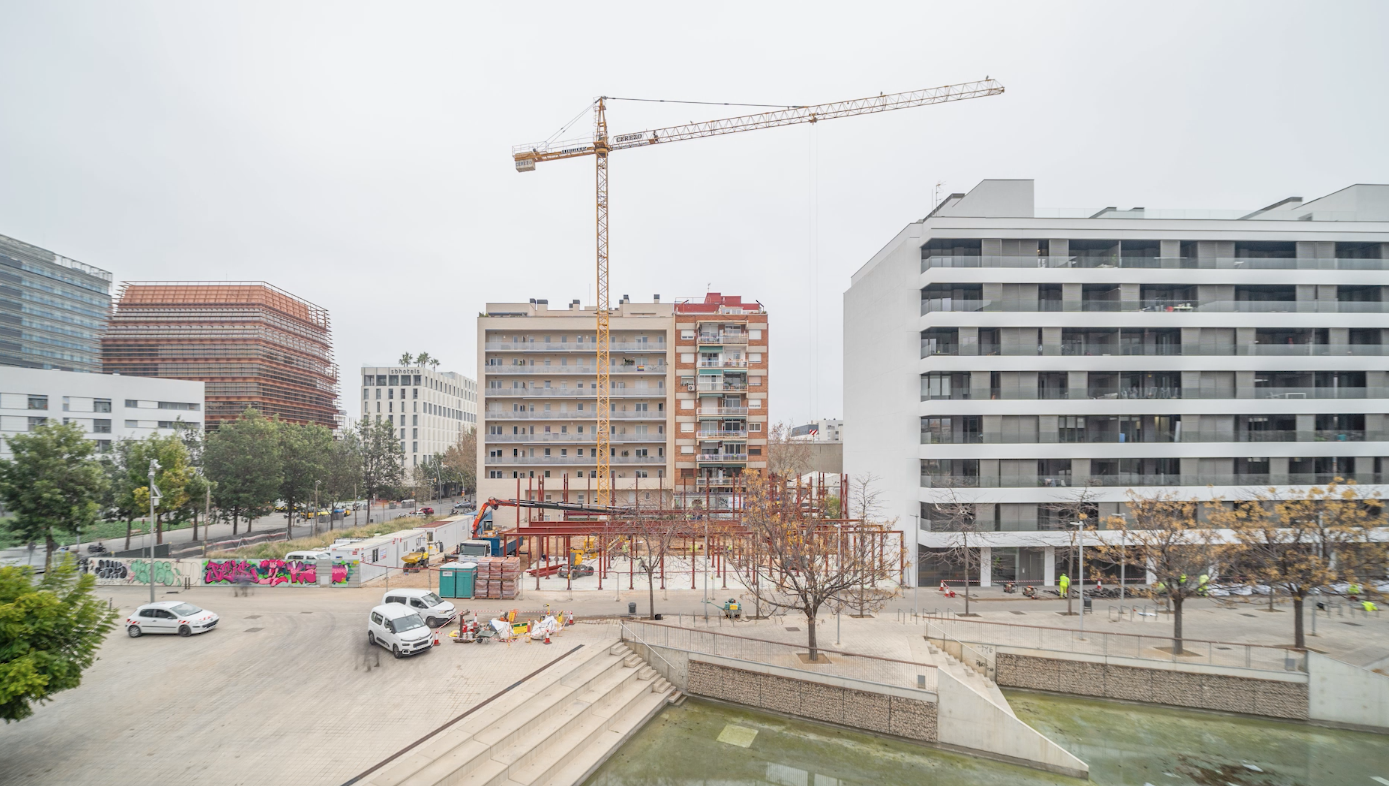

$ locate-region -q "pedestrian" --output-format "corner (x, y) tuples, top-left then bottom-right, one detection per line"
(1362, 600), (1378, 614)
(1058, 573), (1070, 598)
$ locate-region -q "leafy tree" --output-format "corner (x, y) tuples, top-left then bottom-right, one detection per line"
(0, 423), (107, 568)
(1099, 492), (1220, 654)
(99, 438), (144, 550)
(277, 420), (334, 538)
(1212, 482), (1386, 649)
(204, 408), (281, 535)
(415, 351), (432, 369)
(429, 358), (440, 372)
(0, 559), (117, 722)
(398, 352), (415, 366)
(323, 431), (362, 529)
(357, 417), (405, 521)
(127, 434), (193, 545)
(442, 428), (476, 496)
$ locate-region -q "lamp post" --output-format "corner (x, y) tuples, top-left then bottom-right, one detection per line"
(1069, 521), (1086, 638)
(147, 459), (161, 604)
(907, 513), (919, 619)
(313, 480), (320, 536)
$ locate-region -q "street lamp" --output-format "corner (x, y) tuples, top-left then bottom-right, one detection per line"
(1069, 521), (1086, 638)
(907, 513), (919, 619)
(313, 480), (320, 536)
(147, 459), (162, 604)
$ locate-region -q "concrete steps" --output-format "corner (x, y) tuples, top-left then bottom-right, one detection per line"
(366, 643), (673, 786)
(924, 640), (1015, 716)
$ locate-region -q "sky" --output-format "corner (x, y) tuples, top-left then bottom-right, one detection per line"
(1, 1), (1387, 425)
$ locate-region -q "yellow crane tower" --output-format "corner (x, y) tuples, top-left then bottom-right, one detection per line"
(512, 78), (1005, 505)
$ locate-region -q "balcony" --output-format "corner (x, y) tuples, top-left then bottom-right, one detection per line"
(697, 332), (749, 344)
(484, 410), (659, 420)
(922, 343), (1389, 359)
(921, 473), (1385, 489)
(490, 454), (665, 465)
(699, 407), (748, 417)
(697, 430), (749, 439)
(698, 453), (748, 462)
(921, 255), (1389, 273)
(487, 433), (596, 443)
(487, 387), (666, 398)
(487, 365), (598, 374)
(918, 430), (1387, 445)
(698, 359), (749, 369)
(482, 341), (667, 352)
(695, 382), (749, 392)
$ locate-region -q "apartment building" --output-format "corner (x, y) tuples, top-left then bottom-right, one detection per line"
(476, 297), (675, 510)
(845, 179), (1389, 587)
(1, 367), (204, 459)
(103, 282), (339, 430)
(360, 364), (477, 468)
(0, 232), (111, 373)
(673, 294), (769, 507)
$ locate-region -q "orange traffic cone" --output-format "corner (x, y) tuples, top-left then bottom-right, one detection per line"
(432, 629), (441, 647)
(544, 631), (552, 644)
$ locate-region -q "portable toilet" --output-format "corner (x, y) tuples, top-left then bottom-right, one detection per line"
(439, 562), (477, 599)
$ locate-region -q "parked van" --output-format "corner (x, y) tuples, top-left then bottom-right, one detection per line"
(382, 588), (457, 627)
(367, 604), (432, 658)
(284, 550), (331, 562)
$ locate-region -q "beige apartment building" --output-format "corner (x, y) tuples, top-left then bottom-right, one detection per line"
(476, 293), (769, 514)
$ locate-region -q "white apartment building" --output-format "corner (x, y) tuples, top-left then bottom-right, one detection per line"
(477, 297), (675, 509)
(791, 418), (843, 443)
(0, 367), (204, 459)
(845, 179), (1389, 587)
(360, 365), (477, 468)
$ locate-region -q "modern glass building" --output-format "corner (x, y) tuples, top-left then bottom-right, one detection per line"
(0, 232), (112, 372)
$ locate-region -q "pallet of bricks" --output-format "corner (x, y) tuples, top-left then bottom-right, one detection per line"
(474, 556), (520, 599)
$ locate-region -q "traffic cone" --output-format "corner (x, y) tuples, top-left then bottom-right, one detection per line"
(432, 629), (441, 647)
(544, 631), (552, 644)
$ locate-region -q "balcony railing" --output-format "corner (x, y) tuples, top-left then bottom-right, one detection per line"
(695, 383), (749, 392)
(697, 332), (749, 344)
(483, 410), (662, 420)
(921, 255), (1389, 272)
(919, 430), (1384, 445)
(482, 341), (666, 352)
(921, 342), (1388, 359)
(491, 454), (665, 465)
(919, 297), (1389, 315)
(698, 453), (749, 462)
(487, 387), (664, 397)
(697, 359), (748, 369)
(699, 407), (748, 416)
(922, 473), (1387, 489)
(697, 430), (749, 439)
(923, 386), (1380, 402)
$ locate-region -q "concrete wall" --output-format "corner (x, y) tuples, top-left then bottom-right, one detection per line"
(1307, 652), (1389, 731)
(934, 667), (1088, 778)
(686, 658), (938, 743)
(78, 556), (362, 587)
(995, 651), (1309, 720)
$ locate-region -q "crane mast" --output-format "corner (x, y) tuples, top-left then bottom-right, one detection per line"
(512, 79), (1005, 508)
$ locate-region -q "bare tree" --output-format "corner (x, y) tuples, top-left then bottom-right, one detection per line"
(1043, 487), (1101, 614)
(630, 508), (686, 620)
(1097, 491), (1220, 654)
(727, 473), (893, 661)
(1212, 482), (1386, 649)
(920, 486), (983, 615)
(766, 422), (814, 479)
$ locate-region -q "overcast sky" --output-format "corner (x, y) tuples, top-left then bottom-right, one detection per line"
(2, 1), (1386, 424)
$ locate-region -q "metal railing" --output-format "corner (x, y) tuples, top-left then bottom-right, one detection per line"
(919, 297), (1389, 315)
(921, 472), (1388, 489)
(620, 620), (938, 693)
(918, 430), (1386, 446)
(920, 614), (1306, 673)
(922, 255), (1389, 272)
(922, 386), (1379, 402)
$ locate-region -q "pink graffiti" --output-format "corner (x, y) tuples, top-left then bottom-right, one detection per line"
(204, 559), (352, 586)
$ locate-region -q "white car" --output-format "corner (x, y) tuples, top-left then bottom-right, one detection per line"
(368, 604), (433, 658)
(126, 601), (219, 637)
(382, 588), (457, 627)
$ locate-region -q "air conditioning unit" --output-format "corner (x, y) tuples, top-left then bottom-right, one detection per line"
(686, 384), (695, 391)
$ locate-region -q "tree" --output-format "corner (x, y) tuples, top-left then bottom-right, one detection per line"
(171, 422), (210, 540)
(357, 417), (405, 520)
(442, 429), (477, 496)
(398, 352), (415, 367)
(0, 424), (107, 568)
(1099, 492), (1220, 654)
(1212, 482), (1386, 650)
(429, 358), (440, 373)
(415, 351), (432, 369)
(1043, 487), (1102, 615)
(629, 506), (685, 621)
(277, 420), (334, 538)
(766, 422), (813, 479)
(323, 432), (362, 529)
(127, 433), (193, 545)
(727, 473), (893, 661)
(919, 486), (983, 615)
(99, 438), (144, 550)
(0, 559), (117, 721)
(204, 408), (281, 535)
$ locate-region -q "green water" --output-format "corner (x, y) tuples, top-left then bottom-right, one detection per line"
(584, 692), (1389, 785)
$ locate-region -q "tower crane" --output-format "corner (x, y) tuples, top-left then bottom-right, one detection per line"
(512, 78), (1005, 505)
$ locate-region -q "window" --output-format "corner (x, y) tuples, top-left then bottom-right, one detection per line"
(412, 428), (418, 438)
(389, 375), (399, 386)
(635, 470), (648, 478)
(749, 353), (762, 363)
(680, 400), (693, 409)
(681, 445), (694, 454)
(96, 440), (112, 452)
(412, 415), (418, 426)
(93, 419), (111, 434)
(681, 353), (695, 363)
(157, 421), (177, 429)
(749, 399), (761, 409)
(412, 441), (418, 453)
(94, 399), (111, 413)
(749, 422), (762, 432)
(489, 470), (504, 479)
(749, 447), (761, 456)
(364, 388), (369, 399)
(27, 417), (47, 430)
(158, 402), (200, 411)
(749, 329), (762, 340)
(681, 423), (694, 432)
(28, 395), (48, 410)
(365, 376), (374, 387)
(413, 388), (419, 399)
(125, 419), (138, 428)
(388, 388), (394, 399)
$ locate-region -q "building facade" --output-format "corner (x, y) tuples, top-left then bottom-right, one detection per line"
(0, 233), (111, 373)
(673, 294), (769, 508)
(0, 367), (204, 459)
(791, 418), (843, 442)
(476, 297), (675, 511)
(103, 282), (339, 430)
(360, 365), (476, 468)
(845, 179), (1389, 586)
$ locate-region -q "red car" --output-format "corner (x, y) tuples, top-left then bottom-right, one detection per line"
(418, 507), (435, 515)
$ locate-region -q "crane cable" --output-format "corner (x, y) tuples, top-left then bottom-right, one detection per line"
(605, 96), (804, 110)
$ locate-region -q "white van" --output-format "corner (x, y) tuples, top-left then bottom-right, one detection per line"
(382, 588), (457, 627)
(285, 550), (331, 562)
(367, 604), (432, 658)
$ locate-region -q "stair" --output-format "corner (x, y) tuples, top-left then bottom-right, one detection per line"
(924, 639), (1014, 715)
(366, 643), (673, 786)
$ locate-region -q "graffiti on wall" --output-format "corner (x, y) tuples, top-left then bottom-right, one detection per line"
(80, 557), (189, 586)
(202, 559), (357, 587)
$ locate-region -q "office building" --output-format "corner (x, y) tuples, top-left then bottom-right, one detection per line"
(673, 293), (770, 507)
(1, 367), (203, 459)
(0, 232), (111, 373)
(845, 179), (1389, 586)
(103, 282), (339, 430)
(360, 364), (476, 468)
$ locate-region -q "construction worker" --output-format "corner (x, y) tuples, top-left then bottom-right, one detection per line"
(1363, 599), (1378, 614)
(1197, 574), (1210, 596)
(1058, 573), (1070, 598)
